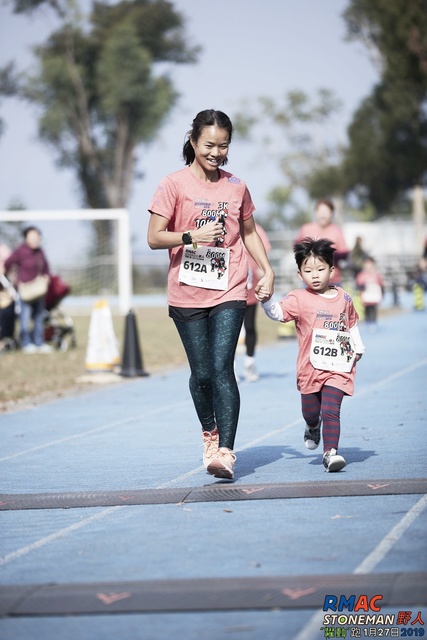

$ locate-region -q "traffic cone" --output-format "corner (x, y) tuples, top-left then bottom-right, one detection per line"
(85, 299), (120, 373)
(120, 309), (149, 377)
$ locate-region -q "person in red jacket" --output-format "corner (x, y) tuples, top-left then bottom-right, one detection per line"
(4, 226), (51, 354)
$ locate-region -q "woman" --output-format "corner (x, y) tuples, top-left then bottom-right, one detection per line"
(147, 109), (274, 479)
(4, 226), (51, 354)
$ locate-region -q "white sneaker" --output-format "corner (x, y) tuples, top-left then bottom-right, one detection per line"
(323, 449), (346, 472)
(244, 362), (259, 382)
(37, 344), (53, 354)
(22, 344), (37, 354)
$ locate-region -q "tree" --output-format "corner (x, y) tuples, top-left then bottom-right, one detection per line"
(340, 0), (427, 214)
(233, 89), (343, 229)
(1, 0), (200, 251)
(0, 62), (18, 139)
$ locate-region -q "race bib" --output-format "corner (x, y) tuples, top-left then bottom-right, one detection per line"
(178, 246), (230, 291)
(310, 329), (356, 373)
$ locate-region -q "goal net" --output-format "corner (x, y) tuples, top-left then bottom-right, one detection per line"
(0, 209), (131, 314)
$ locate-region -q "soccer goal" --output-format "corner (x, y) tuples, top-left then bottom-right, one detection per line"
(0, 209), (132, 314)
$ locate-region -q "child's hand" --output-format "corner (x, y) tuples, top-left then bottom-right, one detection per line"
(255, 272), (274, 302)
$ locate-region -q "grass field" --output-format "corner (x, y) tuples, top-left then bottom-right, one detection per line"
(0, 305), (281, 412)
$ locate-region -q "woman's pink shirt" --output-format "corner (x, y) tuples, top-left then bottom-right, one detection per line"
(148, 167), (255, 308)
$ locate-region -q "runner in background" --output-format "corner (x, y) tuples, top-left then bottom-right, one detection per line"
(295, 198), (349, 286)
(355, 256), (385, 330)
(240, 223), (272, 382)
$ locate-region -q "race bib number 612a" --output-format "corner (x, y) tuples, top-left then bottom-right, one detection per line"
(178, 246), (230, 291)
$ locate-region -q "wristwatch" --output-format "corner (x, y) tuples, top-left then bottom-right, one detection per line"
(182, 231), (193, 245)
(182, 231), (197, 249)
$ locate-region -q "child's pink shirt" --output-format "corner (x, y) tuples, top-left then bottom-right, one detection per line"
(279, 286), (359, 395)
(148, 167), (255, 308)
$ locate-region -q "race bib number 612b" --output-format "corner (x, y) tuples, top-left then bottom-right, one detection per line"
(310, 329), (356, 373)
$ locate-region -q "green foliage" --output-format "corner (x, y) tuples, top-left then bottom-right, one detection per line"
(261, 185), (294, 231)
(1, 0), (199, 249)
(234, 89), (343, 228)
(341, 0), (427, 213)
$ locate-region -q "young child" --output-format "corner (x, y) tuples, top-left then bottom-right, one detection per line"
(355, 256), (384, 329)
(262, 237), (365, 472)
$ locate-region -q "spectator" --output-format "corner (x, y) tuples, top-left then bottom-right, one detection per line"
(295, 198), (349, 286)
(4, 226), (52, 354)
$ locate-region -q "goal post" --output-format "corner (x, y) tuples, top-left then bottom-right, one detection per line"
(0, 209), (132, 315)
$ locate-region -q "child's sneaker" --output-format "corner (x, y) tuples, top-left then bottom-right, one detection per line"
(304, 418), (321, 450)
(323, 448), (346, 472)
(202, 429), (219, 468)
(207, 447), (236, 480)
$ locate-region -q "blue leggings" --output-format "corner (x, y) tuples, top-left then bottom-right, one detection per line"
(173, 306), (245, 450)
(301, 385), (345, 453)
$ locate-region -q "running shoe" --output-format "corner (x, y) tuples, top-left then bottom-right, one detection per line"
(207, 447), (236, 480)
(323, 448), (346, 472)
(202, 429), (219, 468)
(304, 417), (321, 450)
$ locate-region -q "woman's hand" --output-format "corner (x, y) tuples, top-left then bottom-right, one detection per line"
(193, 220), (224, 245)
(255, 271), (275, 302)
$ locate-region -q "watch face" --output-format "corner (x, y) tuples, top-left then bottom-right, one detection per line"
(182, 232), (192, 245)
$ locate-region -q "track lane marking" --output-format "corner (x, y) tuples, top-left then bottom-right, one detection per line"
(294, 492), (427, 640)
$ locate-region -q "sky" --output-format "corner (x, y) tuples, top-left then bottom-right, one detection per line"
(0, 0), (379, 264)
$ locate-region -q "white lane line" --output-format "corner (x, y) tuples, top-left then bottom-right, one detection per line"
(0, 417), (304, 565)
(0, 401), (191, 462)
(355, 357), (427, 398)
(0, 506), (121, 566)
(354, 492), (427, 574)
(294, 493), (427, 640)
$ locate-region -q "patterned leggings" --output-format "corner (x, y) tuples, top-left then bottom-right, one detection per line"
(301, 385), (345, 453)
(173, 306), (245, 450)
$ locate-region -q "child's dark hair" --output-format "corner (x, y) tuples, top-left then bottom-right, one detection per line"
(293, 237), (336, 270)
(182, 109), (233, 166)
